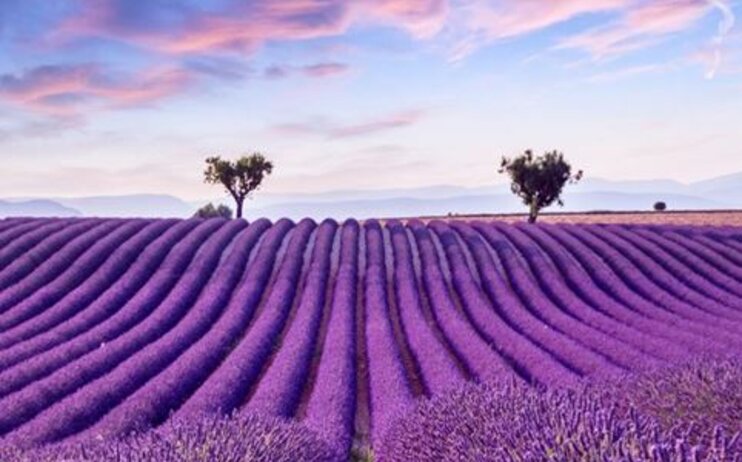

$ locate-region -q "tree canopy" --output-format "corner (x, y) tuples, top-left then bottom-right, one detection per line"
(499, 150), (582, 223)
(204, 153), (273, 219)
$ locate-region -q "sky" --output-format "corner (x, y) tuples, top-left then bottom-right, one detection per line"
(0, 0), (740, 200)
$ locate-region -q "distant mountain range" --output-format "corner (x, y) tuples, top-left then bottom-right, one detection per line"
(0, 199), (81, 218)
(240, 172), (742, 220)
(2, 172), (741, 219)
(0, 195), (193, 218)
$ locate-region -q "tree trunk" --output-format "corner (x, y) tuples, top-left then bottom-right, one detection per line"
(235, 199), (244, 219)
(528, 202), (538, 223)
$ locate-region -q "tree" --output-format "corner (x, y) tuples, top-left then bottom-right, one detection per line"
(204, 153), (273, 219)
(653, 201), (667, 212)
(499, 149), (582, 223)
(193, 202), (233, 219)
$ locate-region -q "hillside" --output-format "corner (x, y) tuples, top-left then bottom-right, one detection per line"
(0, 200), (80, 218)
(0, 217), (740, 460)
(0, 195), (193, 218)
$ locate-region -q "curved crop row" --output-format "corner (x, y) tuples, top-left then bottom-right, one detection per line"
(174, 218), (318, 418)
(0, 220), (150, 334)
(303, 220), (360, 457)
(243, 219), (338, 417)
(387, 220), (465, 395)
(473, 223), (647, 371)
(0, 220), (205, 384)
(363, 220), (416, 445)
(495, 225), (665, 356)
(558, 225), (742, 348)
(0, 219), (187, 368)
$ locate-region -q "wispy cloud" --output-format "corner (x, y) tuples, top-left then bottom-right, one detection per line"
(183, 57), (253, 81)
(0, 63), (193, 117)
(448, 0), (632, 61)
(447, 0), (733, 72)
(359, 0), (448, 38)
(0, 116), (84, 144)
(0, 162), (197, 197)
(301, 62), (350, 78)
(270, 147), (427, 192)
(556, 0), (713, 59)
(53, 0), (448, 55)
(271, 109), (426, 139)
(705, 0), (736, 79)
(586, 63), (671, 82)
(263, 62), (350, 80)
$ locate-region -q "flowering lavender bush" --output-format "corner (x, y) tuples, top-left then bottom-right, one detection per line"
(616, 357), (742, 446)
(377, 375), (742, 461)
(0, 413), (339, 462)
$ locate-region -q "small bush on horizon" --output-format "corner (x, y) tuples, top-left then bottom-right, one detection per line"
(654, 201), (668, 211)
(193, 202), (233, 219)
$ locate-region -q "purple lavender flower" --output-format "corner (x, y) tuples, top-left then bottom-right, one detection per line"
(377, 374), (742, 462)
(0, 413), (339, 462)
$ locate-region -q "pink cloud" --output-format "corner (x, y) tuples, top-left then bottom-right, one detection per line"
(301, 62), (350, 78)
(0, 64), (98, 108)
(357, 0), (448, 38)
(54, 1), (346, 54)
(465, 0), (630, 40)
(263, 62), (350, 80)
(38, 0), (739, 67)
(586, 63), (670, 82)
(262, 62), (350, 80)
(55, 0), (449, 55)
(97, 67), (192, 106)
(557, 0), (712, 58)
(449, 0), (632, 60)
(0, 64), (192, 116)
(272, 109), (426, 139)
(448, 0), (730, 63)
(332, 109), (425, 137)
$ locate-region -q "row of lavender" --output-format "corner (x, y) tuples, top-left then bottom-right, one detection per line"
(0, 217), (740, 458)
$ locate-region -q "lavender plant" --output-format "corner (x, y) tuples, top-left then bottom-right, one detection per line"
(0, 413), (338, 462)
(377, 377), (741, 462)
(615, 357), (742, 447)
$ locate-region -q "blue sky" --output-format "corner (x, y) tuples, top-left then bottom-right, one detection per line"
(0, 0), (740, 200)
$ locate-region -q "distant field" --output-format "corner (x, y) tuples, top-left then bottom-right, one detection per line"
(0, 216), (740, 460)
(419, 209), (742, 226)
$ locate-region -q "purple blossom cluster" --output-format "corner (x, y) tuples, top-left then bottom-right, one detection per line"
(615, 357), (742, 446)
(377, 368), (742, 461)
(0, 413), (338, 462)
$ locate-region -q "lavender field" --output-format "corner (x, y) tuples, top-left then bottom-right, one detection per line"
(0, 217), (740, 461)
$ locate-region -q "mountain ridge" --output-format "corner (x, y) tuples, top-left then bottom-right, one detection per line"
(2, 173), (741, 219)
